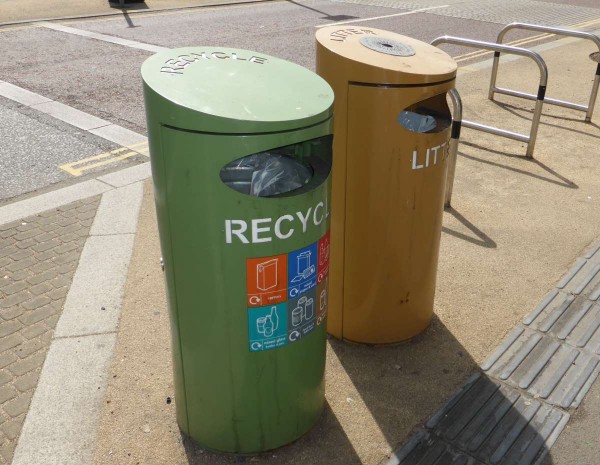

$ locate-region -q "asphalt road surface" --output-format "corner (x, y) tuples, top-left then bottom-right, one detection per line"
(0, 0), (599, 202)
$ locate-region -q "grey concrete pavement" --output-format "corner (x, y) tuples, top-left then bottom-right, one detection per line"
(0, 0), (254, 25)
(0, 100), (119, 201)
(0, 76), (148, 204)
(2, 0), (599, 203)
(0, 0), (599, 464)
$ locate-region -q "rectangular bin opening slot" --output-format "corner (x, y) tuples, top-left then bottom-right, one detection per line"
(398, 93), (451, 133)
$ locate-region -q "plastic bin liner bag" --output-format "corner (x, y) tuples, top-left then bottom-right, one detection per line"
(398, 110), (437, 133)
(220, 152), (312, 197)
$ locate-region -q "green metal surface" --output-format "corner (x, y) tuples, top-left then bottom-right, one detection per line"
(141, 47), (334, 133)
(142, 47), (334, 453)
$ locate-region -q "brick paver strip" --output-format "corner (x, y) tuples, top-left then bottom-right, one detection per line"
(0, 195), (100, 465)
(0, 354), (16, 371)
(0, 373), (11, 387)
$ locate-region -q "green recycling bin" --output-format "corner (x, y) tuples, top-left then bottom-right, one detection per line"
(141, 47), (334, 453)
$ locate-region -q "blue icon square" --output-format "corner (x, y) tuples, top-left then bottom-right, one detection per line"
(287, 243), (318, 299)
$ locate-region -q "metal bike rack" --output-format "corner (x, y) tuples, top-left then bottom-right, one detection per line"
(431, 36), (548, 158)
(445, 88), (462, 208)
(490, 22), (600, 122)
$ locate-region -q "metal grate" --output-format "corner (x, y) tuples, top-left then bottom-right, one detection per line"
(359, 36), (416, 56)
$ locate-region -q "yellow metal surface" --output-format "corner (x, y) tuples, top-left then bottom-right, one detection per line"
(59, 141), (148, 176)
(315, 26), (456, 85)
(316, 26), (456, 343)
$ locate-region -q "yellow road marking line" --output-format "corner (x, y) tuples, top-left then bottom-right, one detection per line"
(453, 16), (600, 62)
(453, 32), (549, 61)
(457, 66), (477, 74)
(60, 141), (148, 176)
(455, 33), (554, 63)
(573, 17), (600, 28)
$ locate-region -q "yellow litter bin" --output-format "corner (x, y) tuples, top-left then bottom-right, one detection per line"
(316, 27), (457, 344)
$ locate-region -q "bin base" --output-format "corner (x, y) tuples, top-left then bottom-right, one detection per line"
(176, 404), (326, 455)
(328, 316), (433, 345)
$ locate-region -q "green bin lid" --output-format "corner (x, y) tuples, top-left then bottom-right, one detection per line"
(141, 47), (334, 134)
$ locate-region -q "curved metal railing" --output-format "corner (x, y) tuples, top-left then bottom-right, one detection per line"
(445, 88), (462, 208)
(431, 36), (548, 158)
(490, 23), (600, 122)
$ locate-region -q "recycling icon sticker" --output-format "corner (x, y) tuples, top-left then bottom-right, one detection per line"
(248, 304), (288, 352)
(246, 232), (330, 352)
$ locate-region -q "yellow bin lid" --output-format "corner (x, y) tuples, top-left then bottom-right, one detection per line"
(316, 26), (456, 85)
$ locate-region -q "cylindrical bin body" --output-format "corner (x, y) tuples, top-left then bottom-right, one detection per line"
(316, 27), (457, 344)
(141, 47), (333, 453)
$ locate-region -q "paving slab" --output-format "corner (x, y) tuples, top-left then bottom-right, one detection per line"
(0, 82), (51, 107)
(0, 180), (111, 225)
(88, 125), (148, 148)
(540, 377), (600, 465)
(10, 333), (118, 465)
(30, 101), (110, 131)
(97, 162), (152, 188)
(0, 196), (101, 465)
(89, 182), (144, 236)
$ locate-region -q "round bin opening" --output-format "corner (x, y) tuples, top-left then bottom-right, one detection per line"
(220, 151), (313, 197)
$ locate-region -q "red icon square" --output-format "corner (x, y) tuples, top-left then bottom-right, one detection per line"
(317, 231), (330, 284)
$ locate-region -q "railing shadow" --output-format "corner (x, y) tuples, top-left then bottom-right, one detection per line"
(457, 142), (578, 189)
(442, 208), (497, 248)
(490, 98), (600, 140)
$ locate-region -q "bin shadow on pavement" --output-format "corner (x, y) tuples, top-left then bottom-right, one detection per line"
(182, 402), (362, 465)
(327, 317), (559, 465)
(178, 315), (558, 465)
(92, 182), (560, 465)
